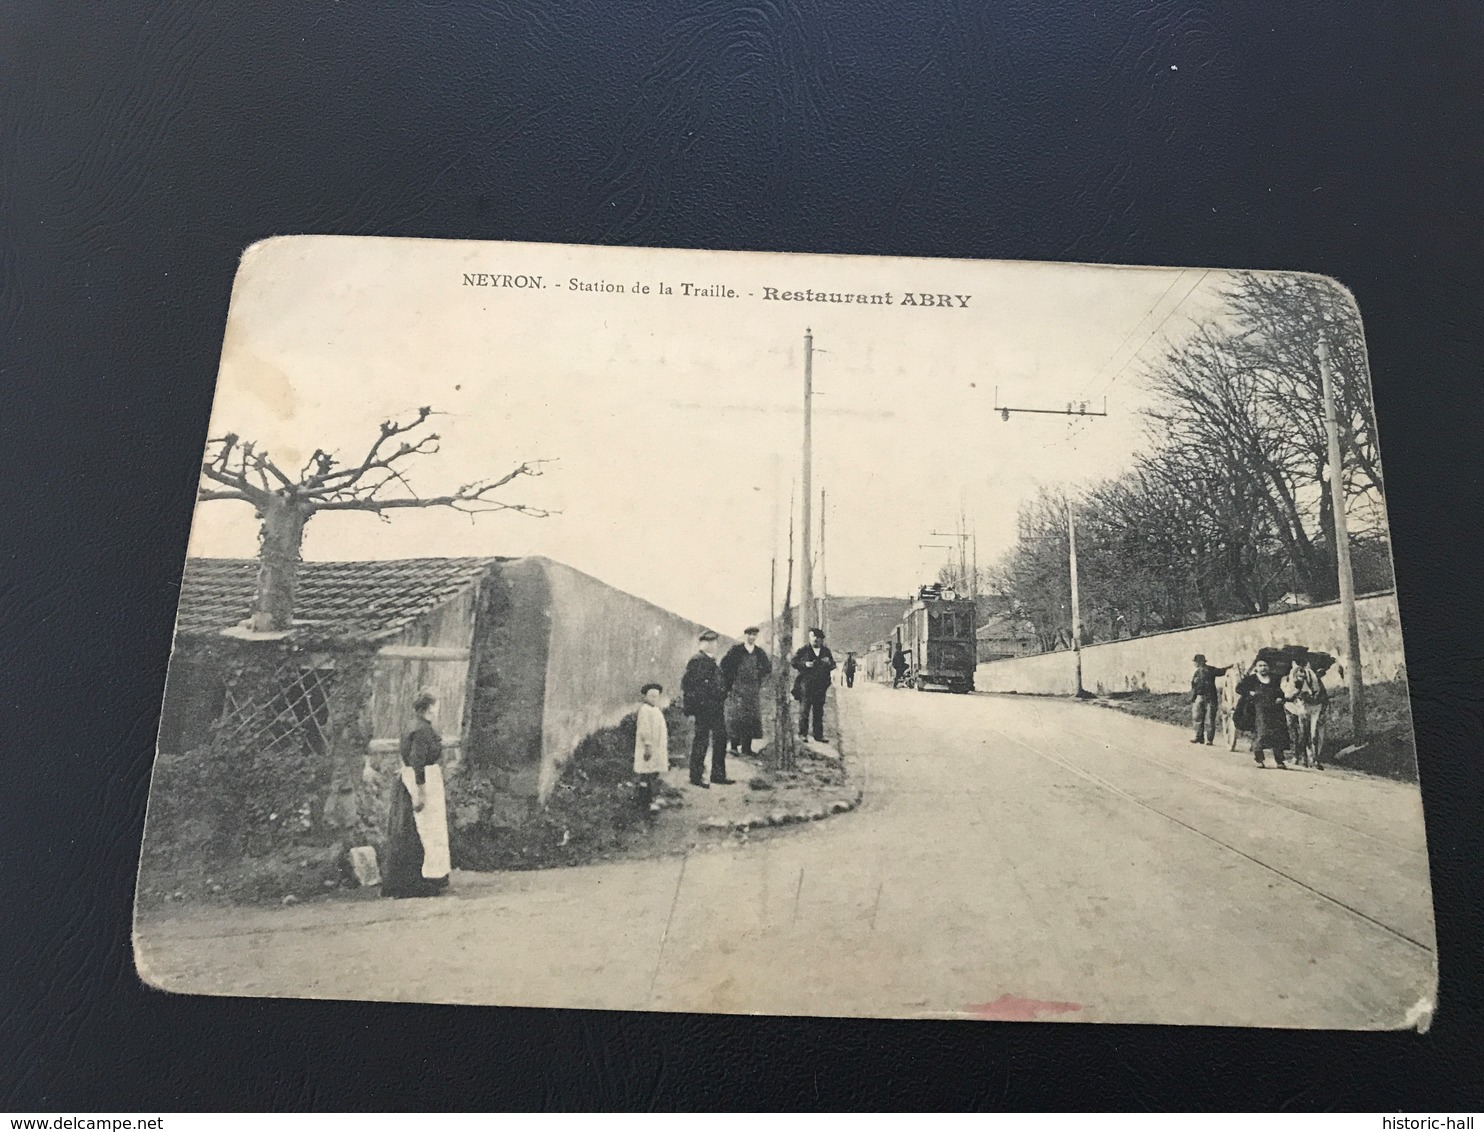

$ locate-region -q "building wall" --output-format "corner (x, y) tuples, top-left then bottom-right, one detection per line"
(975, 591), (1409, 696)
(155, 641), (227, 754)
(456, 557), (712, 810)
(466, 558), (551, 799)
(532, 558), (712, 801)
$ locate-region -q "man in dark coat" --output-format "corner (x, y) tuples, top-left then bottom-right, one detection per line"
(791, 628), (837, 743)
(720, 626), (772, 758)
(1189, 653), (1230, 745)
(843, 653), (857, 688)
(682, 630), (732, 786)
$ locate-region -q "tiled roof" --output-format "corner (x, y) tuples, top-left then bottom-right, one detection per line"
(173, 557), (501, 641)
(976, 613), (1036, 641)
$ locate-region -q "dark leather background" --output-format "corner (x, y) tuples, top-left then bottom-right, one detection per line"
(3, 0), (1482, 1111)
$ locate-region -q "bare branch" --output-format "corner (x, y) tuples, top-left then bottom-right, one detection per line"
(318, 497), (557, 517)
(200, 457), (270, 507)
(300, 406), (438, 496)
(314, 460), (554, 516)
(255, 452), (294, 489)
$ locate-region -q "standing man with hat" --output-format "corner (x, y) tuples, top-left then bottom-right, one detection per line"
(720, 626), (772, 760)
(682, 630), (732, 787)
(791, 627), (837, 743)
(1189, 653), (1230, 745)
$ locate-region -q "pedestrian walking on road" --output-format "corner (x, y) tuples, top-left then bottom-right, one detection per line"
(844, 653), (858, 688)
(381, 690), (451, 899)
(791, 628), (837, 743)
(682, 630), (731, 787)
(720, 627), (772, 758)
(890, 643), (908, 688)
(1237, 659), (1291, 769)
(633, 683), (669, 813)
(1189, 653), (1230, 745)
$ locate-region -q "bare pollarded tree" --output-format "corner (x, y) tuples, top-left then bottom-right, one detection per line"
(198, 406), (551, 632)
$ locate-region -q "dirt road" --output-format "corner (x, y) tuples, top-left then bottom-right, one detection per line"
(136, 685), (1436, 1027)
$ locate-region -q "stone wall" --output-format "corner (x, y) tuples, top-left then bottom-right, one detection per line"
(455, 557), (715, 813)
(973, 646), (1081, 696)
(975, 591), (1409, 696)
(466, 558), (550, 797)
(530, 558), (713, 801)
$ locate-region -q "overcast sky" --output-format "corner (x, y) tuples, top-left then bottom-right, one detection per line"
(189, 237), (1241, 630)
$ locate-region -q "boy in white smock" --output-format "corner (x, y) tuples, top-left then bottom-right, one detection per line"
(634, 682), (669, 812)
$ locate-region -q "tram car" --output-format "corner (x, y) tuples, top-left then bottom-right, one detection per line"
(894, 583), (977, 693)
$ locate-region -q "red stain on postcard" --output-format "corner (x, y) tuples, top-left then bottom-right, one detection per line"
(967, 994), (1083, 1021)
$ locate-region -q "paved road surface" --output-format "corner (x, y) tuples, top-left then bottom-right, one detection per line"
(136, 685), (1436, 1027)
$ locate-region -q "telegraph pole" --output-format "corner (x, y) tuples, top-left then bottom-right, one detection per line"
(959, 498), (968, 593)
(997, 395), (1108, 697)
(1319, 337), (1366, 738)
(819, 487), (828, 634)
(1067, 497), (1084, 696)
(971, 529), (979, 602)
(800, 329), (814, 635)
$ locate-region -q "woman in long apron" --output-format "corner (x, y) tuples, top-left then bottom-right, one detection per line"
(381, 690), (451, 898)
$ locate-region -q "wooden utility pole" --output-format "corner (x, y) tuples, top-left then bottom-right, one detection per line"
(775, 485), (798, 771)
(959, 498), (968, 593)
(1319, 337), (1366, 738)
(768, 452), (781, 649)
(997, 397), (1106, 697)
(819, 487), (828, 634)
(1067, 497), (1084, 696)
(770, 552), (777, 668)
(971, 528), (978, 602)
(800, 329), (815, 636)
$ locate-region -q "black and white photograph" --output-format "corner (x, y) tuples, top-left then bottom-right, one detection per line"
(132, 236), (1435, 1029)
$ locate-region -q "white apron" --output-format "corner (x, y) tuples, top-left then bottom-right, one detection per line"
(400, 763), (450, 879)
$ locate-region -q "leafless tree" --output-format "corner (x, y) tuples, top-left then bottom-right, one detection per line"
(991, 274), (1391, 645)
(198, 406), (551, 632)
(1144, 324), (1335, 599)
(1226, 272), (1384, 502)
(991, 487), (1075, 652)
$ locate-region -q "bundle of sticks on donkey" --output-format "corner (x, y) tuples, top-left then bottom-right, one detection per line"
(1195, 646), (1340, 769)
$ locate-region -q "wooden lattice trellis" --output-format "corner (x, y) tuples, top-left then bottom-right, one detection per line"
(218, 657), (337, 758)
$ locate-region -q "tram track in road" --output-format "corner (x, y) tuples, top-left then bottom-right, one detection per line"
(993, 725), (1436, 956)
(1039, 705), (1427, 858)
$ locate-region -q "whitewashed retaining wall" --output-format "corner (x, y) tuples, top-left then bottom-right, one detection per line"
(975, 591), (1408, 696)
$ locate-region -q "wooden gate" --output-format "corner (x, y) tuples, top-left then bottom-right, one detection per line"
(366, 644), (472, 762)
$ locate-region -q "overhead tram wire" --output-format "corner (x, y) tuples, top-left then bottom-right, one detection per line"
(1065, 268), (1213, 444)
(1095, 268), (1213, 399)
(1079, 270), (1188, 400)
(1036, 271), (1185, 456)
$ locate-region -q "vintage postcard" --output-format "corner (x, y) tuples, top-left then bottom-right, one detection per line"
(134, 237), (1436, 1028)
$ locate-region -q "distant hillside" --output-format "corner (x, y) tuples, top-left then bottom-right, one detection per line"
(774, 596), (909, 655)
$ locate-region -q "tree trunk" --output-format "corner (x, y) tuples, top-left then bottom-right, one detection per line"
(248, 495), (309, 632)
